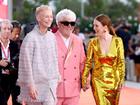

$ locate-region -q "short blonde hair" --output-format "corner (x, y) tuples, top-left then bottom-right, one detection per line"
(35, 5), (52, 17)
(56, 9), (76, 24)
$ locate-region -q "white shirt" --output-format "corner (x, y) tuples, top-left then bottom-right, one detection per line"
(0, 40), (10, 61)
(0, 40), (10, 74)
(78, 33), (85, 41)
(60, 35), (70, 48)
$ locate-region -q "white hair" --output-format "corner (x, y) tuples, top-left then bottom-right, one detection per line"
(0, 19), (13, 31)
(56, 9), (76, 24)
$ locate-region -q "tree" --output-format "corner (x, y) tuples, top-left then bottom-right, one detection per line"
(108, 0), (139, 22)
(13, 0), (139, 32)
(84, 0), (110, 17)
(54, 0), (81, 17)
(13, 0), (49, 24)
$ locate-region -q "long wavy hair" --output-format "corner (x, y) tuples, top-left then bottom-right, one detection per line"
(95, 14), (116, 36)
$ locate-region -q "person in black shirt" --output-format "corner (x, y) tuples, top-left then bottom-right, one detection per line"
(0, 19), (19, 105)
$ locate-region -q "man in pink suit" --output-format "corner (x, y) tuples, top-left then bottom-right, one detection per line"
(55, 9), (86, 105)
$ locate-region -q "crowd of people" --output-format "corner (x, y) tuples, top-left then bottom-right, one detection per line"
(1, 3), (140, 105)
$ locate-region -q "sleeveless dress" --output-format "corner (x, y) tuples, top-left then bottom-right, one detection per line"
(82, 36), (125, 105)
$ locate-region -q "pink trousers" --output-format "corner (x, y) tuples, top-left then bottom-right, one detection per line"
(57, 96), (80, 105)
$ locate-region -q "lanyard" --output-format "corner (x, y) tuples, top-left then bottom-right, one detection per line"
(1, 45), (10, 60)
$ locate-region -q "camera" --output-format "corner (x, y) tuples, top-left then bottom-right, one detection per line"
(2, 62), (17, 71)
(2, 54), (19, 71)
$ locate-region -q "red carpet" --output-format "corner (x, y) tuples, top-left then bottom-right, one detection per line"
(80, 86), (140, 105)
(8, 86), (140, 105)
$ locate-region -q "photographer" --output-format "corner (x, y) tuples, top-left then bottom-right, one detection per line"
(0, 19), (19, 105)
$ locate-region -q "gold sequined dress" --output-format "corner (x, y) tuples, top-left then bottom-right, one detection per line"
(82, 36), (125, 105)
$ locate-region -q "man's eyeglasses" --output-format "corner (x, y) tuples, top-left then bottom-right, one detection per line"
(60, 21), (76, 26)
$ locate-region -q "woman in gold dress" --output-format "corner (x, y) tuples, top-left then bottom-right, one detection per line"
(82, 14), (125, 105)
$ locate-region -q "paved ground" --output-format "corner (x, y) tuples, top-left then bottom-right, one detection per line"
(79, 81), (140, 105)
(8, 81), (140, 105)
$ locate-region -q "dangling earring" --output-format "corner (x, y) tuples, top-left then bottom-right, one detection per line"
(104, 30), (106, 33)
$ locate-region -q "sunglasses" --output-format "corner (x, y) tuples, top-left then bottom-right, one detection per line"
(60, 21), (76, 26)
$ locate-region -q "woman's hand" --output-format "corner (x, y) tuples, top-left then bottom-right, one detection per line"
(0, 59), (8, 67)
(29, 85), (38, 100)
(0, 59), (10, 74)
(82, 78), (90, 91)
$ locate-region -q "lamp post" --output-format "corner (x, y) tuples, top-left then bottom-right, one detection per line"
(8, 0), (12, 20)
(81, 0), (86, 18)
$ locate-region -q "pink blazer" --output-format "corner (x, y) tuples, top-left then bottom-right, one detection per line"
(55, 31), (86, 97)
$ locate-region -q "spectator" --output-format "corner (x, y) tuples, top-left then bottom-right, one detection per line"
(0, 19), (19, 105)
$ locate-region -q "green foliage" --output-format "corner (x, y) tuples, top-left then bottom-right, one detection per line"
(34, 0), (49, 5)
(13, 0), (139, 33)
(85, 0), (109, 17)
(77, 17), (93, 32)
(21, 1), (36, 23)
(54, 0), (81, 17)
(53, 0), (139, 32)
(13, 0), (49, 24)
(108, 0), (138, 22)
